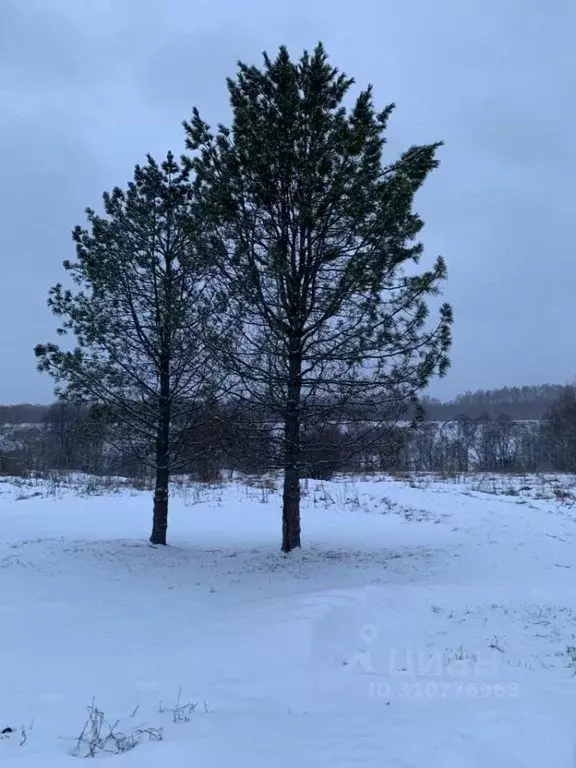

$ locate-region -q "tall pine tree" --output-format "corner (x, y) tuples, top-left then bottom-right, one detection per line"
(185, 44), (452, 552)
(35, 153), (223, 544)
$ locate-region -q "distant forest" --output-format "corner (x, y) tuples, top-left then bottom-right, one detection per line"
(0, 383), (570, 425)
(422, 384), (569, 421)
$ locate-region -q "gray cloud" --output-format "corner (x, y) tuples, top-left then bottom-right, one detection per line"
(1, 0), (575, 403)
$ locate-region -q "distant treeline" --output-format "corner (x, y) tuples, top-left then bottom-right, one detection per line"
(422, 384), (568, 421)
(1, 383), (570, 426)
(3, 385), (576, 478)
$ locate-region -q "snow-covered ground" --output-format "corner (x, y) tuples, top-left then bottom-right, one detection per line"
(2, 472), (576, 766)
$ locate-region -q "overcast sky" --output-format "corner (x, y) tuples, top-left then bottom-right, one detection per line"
(1, 0), (574, 404)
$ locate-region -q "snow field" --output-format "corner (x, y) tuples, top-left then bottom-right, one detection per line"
(2, 472), (576, 766)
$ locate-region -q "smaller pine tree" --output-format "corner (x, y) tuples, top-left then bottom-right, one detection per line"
(35, 153), (224, 544)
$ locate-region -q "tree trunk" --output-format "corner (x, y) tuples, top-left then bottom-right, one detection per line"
(150, 355), (171, 545)
(150, 460), (169, 545)
(282, 349), (302, 552)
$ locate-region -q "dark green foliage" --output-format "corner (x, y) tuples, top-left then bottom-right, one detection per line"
(184, 43), (452, 550)
(35, 153), (221, 543)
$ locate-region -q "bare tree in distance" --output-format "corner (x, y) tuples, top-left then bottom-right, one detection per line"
(35, 153), (226, 544)
(185, 43), (452, 551)
(539, 386), (576, 472)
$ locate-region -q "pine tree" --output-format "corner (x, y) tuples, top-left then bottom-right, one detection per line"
(185, 44), (453, 552)
(35, 153), (223, 544)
